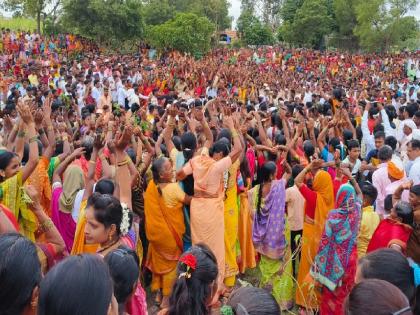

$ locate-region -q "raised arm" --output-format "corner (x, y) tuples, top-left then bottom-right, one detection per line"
(52, 147), (85, 184)
(114, 126), (133, 209)
(26, 185), (66, 255)
(17, 100), (39, 183)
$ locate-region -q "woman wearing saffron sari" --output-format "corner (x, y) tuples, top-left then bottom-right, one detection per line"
(311, 180), (362, 315)
(248, 161), (293, 310)
(294, 160), (335, 310)
(177, 113), (242, 300)
(145, 157), (191, 308)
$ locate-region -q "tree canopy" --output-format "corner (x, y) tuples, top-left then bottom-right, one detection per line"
(146, 13), (215, 56)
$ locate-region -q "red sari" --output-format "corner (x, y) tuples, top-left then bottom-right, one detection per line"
(367, 218), (413, 253)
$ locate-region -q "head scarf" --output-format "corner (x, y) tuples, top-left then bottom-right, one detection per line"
(310, 183), (361, 291)
(59, 165), (84, 213)
(252, 179), (287, 259)
(388, 160), (404, 180)
(403, 120), (417, 132)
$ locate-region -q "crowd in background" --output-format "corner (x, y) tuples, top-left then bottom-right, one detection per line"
(1, 29), (420, 315)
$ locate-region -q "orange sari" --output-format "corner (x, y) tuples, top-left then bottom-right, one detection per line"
(27, 156), (52, 217)
(182, 153), (232, 287)
(296, 170), (334, 310)
(144, 181), (185, 296)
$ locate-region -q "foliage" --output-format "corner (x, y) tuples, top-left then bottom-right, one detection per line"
(237, 11), (274, 46)
(1, 0), (59, 33)
(61, 0), (143, 47)
(280, 0), (304, 23)
(279, 0), (333, 48)
(0, 16), (38, 31)
(354, 0), (419, 52)
(142, 0), (175, 26)
(146, 13), (215, 55)
(165, 0), (231, 30)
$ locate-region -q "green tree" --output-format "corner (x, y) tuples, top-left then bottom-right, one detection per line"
(147, 13), (215, 55)
(167, 0), (231, 30)
(280, 0), (332, 48)
(143, 0), (175, 26)
(280, 0), (304, 23)
(237, 11), (274, 46)
(1, 0), (60, 33)
(62, 0), (143, 47)
(354, 0), (419, 51)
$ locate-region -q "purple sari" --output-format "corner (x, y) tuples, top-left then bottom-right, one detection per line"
(251, 179), (287, 259)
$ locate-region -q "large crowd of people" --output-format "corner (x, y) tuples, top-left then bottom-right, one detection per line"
(1, 28), (420, 315)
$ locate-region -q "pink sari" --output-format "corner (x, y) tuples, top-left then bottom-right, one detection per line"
(51, 187), (76, 251)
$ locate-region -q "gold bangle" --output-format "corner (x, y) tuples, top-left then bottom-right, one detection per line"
(89, 160), (95, 164)
(39, 219), (54, 232)
(17, 131), (27, 138)
(62, 136), (68, 142)
(29, 136), (38, 143)
(47, 125), (53, 131)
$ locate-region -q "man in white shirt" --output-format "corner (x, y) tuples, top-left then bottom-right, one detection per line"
(407, 139), (420, 185)
(117, 79), (127, 108)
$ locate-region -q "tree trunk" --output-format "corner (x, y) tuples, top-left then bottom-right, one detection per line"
(37, 10), (41, 34)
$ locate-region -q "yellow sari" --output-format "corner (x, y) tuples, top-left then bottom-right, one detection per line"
(1, 171), (37, 241)
(296, 170), (334, 310)
(71, 199), (98, 254)
(224, 159), (240, 287)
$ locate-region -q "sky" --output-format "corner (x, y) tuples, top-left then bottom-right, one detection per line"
(228, 0), (420, 29)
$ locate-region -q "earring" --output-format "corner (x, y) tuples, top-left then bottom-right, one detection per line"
(108, 234), (112, 242)
(31, 299), (37, 309)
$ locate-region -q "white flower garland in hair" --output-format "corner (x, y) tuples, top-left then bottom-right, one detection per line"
(120, 203), (130, 236)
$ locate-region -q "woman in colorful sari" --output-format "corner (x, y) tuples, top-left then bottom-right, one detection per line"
(311, 181), (362, 315)
(51, 147), (86, 251)
(0, 100), (40, 241)
(294, 160), (335, 311)
(177, 113), (242, 302)
(145, 157), (191, 309)
(248, 161), (293, 310)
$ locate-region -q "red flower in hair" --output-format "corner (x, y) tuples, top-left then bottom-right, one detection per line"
(180, 253), (197, 270)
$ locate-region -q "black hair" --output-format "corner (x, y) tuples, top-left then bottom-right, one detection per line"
(173, 136), (182, 151)
(328, 137), (340, 150)
(168, 244), (218, 315)
(95, 179), (115, 195)
(226, 287), (280, 315)
(0, 233), (41, 315)
(374, 130), (386, 140)
(394, 201), (414, 225)
(345, 279), (412, 315)
(81, 136), (94, 160)
(87, 193), (133, 236)
(217, 128), (232, 144)
(358, 249), (415, 306)
(151, 156), (169, 186)
(361, 183), (378, 204)
(181, 132), (197, 162)
(303, 140), (315, 159)
(410, 184), (420, 196)
(256, 162), (277, 215)
(38, 254), (113, 315)
(373, 124), (385, 134)
(104, 246), (139, 311)
(405, 103), (418, 118)
(378, 145), (393, 162)
(384, 194), (393, 213)
(347, 139), (360, 152)
(274, 133), (287, 146)
(385, 136), (398, 151)
(410, 139), (420, 150)
(0, 150), (17, 178)
(209, 139), (231, 157)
